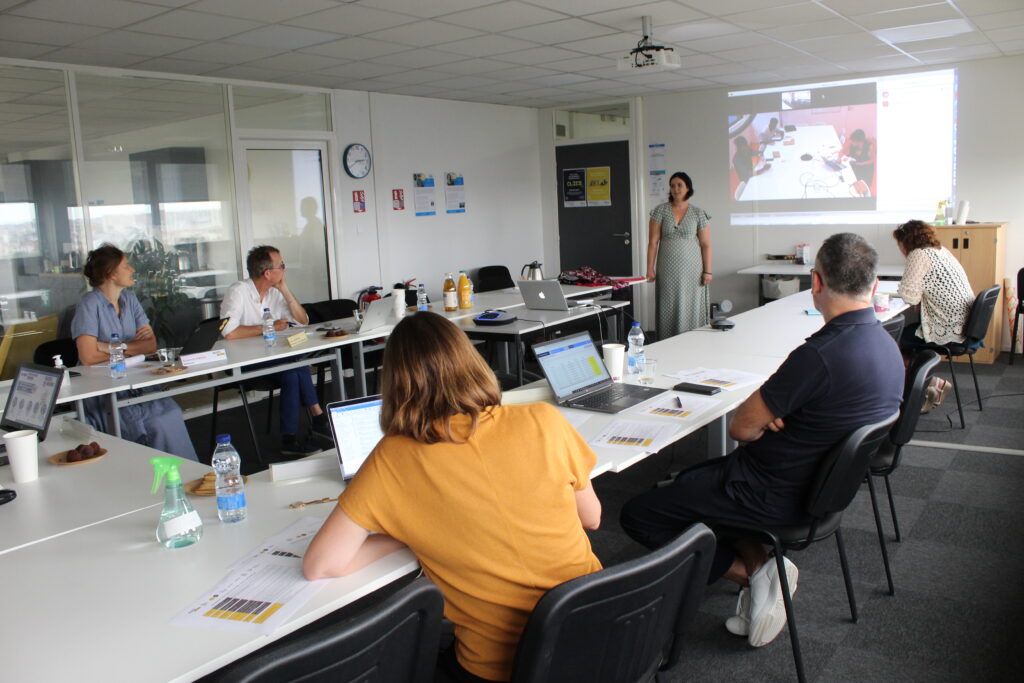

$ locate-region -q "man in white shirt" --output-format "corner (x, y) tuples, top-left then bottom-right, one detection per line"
(220, 245), (328, 456)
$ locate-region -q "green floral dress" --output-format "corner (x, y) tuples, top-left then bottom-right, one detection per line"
(651, 202), (711, 338)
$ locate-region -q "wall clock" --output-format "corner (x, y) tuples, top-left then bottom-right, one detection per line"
(343, 143), (372, 179)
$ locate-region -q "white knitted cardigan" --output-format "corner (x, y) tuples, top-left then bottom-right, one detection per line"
(897, 246), (975, 345)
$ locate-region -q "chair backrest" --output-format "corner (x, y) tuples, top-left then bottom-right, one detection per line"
(33, 337), (79, 369)
(806, 411), (900, 519)
(216, 576), (444, 683)
(1017, 268), (1024, 313)
(475, 265), (516, 293)
(963, 285), (1001, 344)
(888, 350), (941, 448)
(881, 314), (905, 343)
(510, 524), (716, 683)
(306, 298), (359, 324)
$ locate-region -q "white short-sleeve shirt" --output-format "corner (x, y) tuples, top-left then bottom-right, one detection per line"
(219, 279), (296, 337)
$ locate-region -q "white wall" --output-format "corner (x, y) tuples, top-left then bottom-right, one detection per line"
(640, 55), (1024, 349)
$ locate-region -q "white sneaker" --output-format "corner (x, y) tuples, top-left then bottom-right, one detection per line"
(725, 587), (751, 636)
(747, 556), (799, 648)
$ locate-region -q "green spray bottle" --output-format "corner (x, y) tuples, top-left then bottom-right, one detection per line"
(150, 457), (203, 549)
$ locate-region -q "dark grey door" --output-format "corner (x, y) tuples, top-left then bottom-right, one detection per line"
(555, 141), (632, 274)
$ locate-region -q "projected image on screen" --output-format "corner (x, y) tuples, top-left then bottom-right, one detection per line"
(728, 69), (956, 225)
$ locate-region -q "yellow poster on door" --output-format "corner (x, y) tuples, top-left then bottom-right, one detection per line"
(586, 167), (611, 206)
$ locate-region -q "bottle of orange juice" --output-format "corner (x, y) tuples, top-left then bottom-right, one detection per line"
(443, 273), (457, 312)
(458, 271), (472, 309)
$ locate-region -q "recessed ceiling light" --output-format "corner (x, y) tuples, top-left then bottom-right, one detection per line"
(873, 19), (974, 44)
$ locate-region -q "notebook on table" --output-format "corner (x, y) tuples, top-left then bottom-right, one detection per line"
(519, 279), (583, 312)
(326, 395), (384, 479)
(532, 332), (665, 414)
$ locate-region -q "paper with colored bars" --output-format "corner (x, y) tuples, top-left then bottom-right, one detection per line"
(666, 367), (767, 391)
(630, 392), (719, 420)
(591, 419), (678, 452)
(172, 517), (328, 633)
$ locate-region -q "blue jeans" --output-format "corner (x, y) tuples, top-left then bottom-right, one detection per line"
(276, 366), (318, 435)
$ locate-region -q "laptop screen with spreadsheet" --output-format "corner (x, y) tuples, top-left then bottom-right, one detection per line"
(533, 332), (612, 401)
(326, 395), (384, 479)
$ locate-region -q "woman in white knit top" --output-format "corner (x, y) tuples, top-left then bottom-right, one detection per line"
(893, 219), (976, 409)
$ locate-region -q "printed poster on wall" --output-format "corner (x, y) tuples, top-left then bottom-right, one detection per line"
(352, 190), (366, 213)
(445, 172), (466, 214)
(412, 173), (436, 216)
(586, 166), (611, 206)
(648, 143), (667, 202)
(562, 168), (586, 207)
(392, 188), (405, 210)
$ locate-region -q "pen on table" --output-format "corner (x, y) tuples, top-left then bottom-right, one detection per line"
(676, 397), (684, 409)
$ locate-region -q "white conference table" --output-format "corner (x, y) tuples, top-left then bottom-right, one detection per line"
(739, 124), (857, 201)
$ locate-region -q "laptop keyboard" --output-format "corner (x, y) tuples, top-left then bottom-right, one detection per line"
(572, 385), (630, 408)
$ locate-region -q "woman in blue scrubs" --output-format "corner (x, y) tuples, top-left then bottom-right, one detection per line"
(71, 244), (198, 461)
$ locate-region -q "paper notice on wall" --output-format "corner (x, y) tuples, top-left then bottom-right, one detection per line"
(649, 143), (667, 202)
(392, 188), (405, 210)
(445, 172), (465, 213)
(562, 168), (586, 207)
(412, 173), (436, 216)
(586, 166), (611, 206)
(352, 190), (366, 213)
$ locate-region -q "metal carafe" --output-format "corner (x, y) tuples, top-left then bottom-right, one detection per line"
(521, 261), (544, 280)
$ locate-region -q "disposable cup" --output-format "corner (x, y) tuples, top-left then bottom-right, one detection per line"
(638, 358), (658, 386)
(873, 293), (890, 312)
(602, 343), (625, 381)
(4, 429), (39, 483)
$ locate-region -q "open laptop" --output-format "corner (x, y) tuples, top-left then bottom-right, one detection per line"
(354, 298), (392, 334)
(519, 279), (583, 312)
(1, 362), (63, 443)
(532, 332), (665, 413)
(180, 317), (228, 355)
(326, 395), (384, 479)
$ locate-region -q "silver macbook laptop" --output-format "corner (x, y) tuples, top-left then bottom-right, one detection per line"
(519, 279), (583, 312)
(326, 395), (384, 480)
(354, 298), (392, 333)
(532, 332), (665, 413)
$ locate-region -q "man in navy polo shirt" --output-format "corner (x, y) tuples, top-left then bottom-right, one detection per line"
(621, 232), (903, 649)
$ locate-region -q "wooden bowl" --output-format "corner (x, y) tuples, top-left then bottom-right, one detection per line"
(49, 448), (108, 466)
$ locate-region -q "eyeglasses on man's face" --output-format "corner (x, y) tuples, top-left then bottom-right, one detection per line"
(268, 262), (286, 271)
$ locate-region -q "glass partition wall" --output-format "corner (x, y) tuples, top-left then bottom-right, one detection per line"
(0, 63), (334, 371)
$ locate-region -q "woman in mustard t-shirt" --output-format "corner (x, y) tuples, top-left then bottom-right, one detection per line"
(304, 311), (603, 682)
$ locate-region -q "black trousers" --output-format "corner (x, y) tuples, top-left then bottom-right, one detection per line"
(620, 456), (805, 582)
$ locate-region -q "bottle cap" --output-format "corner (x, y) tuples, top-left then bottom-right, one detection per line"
(632, 321), (641, 327)
(150, 456), (182, 493)
(216, 434), (231, 445)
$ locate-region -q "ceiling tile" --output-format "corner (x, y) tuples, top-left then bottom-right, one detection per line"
(285, 4), (418, 35)
(9, 0), (166, 29)
(684, 31), (772, 53)
(513, 85), (579, 98)
(685, 62), (751, 78)
(436, 34), (539, 56)
(360, 0), (504, 19)
(543, 54), (617, 72)
(129, 56), (225, 75)
(505, 18), (615, 44)
(72, 30), (201, 57)
(678, 53), (729, 68)
(168, 42), (283, 64)
(0, 39), (54, 59)
(0, 16), (107, 46)
(245, 52), (348, 72)
(914, 44), (1002, 62)
(496, 46), (583, 65)
(993, 38), (1024, 53)
(372, 68), (453, 84)
(188, 0), (339, 24)
(584, 1), (705, 32)
(37, 47), (145, 68)
(318, 61), (407, 79)
(855, 4), (962, 31)
(683, 0), (801, 17)
(362, 20), (483, 47)
(840, 54), (921, 71)
(760, 18), (863, 42)
(727, 2), (836, 31)
(279, 72), (348, 88)
(525, 0), (631, 16)
(432, 57), (514, 74)
(955, 0), (1024, 13)
(301, 37), (410, 60)
(525, 72), (595, 86)
(658, 19), (745, 43)
(986, 25), (1024, 41)
(973, 9), (1024, 30)
(484, 64), (560, 80)
(715, 43), (807, 62)
(227, 25), (341, 50)
(384, 84), (442, 96)
(370, 47), (466, 68)
(472, 80), (542, 93)
(559, 33), (637, 55)
(130, 10), (263, 41)
(423, 75), (497, 89)
(821, 0), (945, 16)
(442, 1), (567, 32)
(203, 65), (294, 81)
(874, 19), (975, 43)
(899, 31), (989, 52)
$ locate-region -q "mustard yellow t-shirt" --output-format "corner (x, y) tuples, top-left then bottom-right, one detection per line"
(339, 402), (602, 682)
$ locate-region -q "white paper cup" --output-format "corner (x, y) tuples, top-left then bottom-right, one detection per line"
(873, 293), (890, 312)
(602, 343), (625, 381)
(4, 429), (39, 483)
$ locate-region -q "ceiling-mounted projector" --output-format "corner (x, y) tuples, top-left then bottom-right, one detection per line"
(617, 16), (681, 73)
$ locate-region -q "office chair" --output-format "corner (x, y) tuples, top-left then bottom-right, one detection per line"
(920, 284), (1000, 428)
(216, 576), (444, 683)
(510, 524), (716, 683)
(866, 350), (940, 596)
(474, 265), (515, 293)
(34, 337), (79, 368)
(881, 314), (905, 344)
(1011, 268), (1023, 365)
(705, 411), (899, 683)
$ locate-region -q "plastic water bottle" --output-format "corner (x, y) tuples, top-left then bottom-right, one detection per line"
(262, 307), (276, 349)
(109, 333), (127, 379)
(626, 322), (645, 377)
(212, 434), (247, 523)
(417, 283), (429, 311)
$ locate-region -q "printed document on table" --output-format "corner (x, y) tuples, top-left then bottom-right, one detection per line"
(628, 392), (719, 420)
(172, 518), (327, 634)
(667, 367), (767, 391)
(591, 419), (678, 452)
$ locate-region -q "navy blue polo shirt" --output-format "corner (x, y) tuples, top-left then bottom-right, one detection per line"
(730, 306), (904, 511)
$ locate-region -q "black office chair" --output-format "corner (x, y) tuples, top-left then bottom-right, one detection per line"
(881, 313), (905, 343)
(706, 411), (899, 683)
(216, 576), (444, 683)
(866, 349), (940, 596)
(33, 337), (79, 368)
(1011, 268), (1023, 365)
(920, 284), (1000, 429)
(306, 298), (359, 325)
(510, 523), (716, 683)
(305, 298), (384, 399)
(475, 265), (515, 293)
